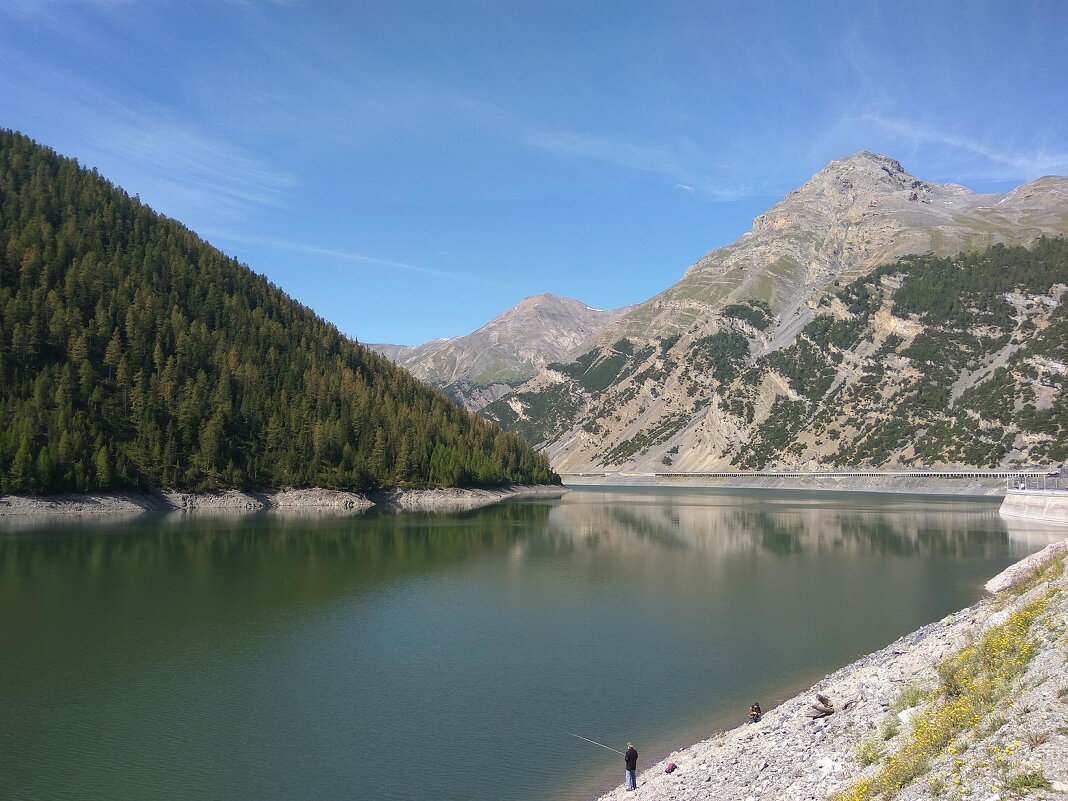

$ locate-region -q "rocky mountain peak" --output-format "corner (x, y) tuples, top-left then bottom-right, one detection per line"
(367, 293), (625, 410)
(789, 150), (935, 205)
(503, 292), (580, 318)
(492, 293), (611, 330)
(743, 152), (974, 251)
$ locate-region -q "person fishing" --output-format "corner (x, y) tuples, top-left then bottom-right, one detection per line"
(566, 732), (638, 790)
(624, 741), (638, 791)
(748, 701), (762, 723)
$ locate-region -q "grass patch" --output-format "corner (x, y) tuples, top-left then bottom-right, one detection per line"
(1024, 730), (1048, 750)
(891, 682), (928, 712)
(854, 735), (884, 767)
(830, 590), (1052, 801)
(1003, 770), (1051, 796)
(880, 719), (901, 741)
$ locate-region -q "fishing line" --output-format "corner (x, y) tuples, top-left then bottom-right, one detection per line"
(567, 732), (625, 755)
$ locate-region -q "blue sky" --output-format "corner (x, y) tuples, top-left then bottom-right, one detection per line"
(2, 1), (1067, 345)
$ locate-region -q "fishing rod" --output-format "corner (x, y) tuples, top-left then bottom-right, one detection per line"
(567, 732), (625, 755)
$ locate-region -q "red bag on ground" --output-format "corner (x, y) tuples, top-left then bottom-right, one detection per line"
(665, 762), (677, 773)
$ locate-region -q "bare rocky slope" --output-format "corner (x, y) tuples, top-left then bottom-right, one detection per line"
(369, 293), (625, 410)
(482, 153), (1068, 474)
(593, 540), (1068, 801)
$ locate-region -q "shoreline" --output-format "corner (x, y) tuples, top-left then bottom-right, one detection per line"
(561, 474), (1011, 497)
(592, 539), (1068, 801)
(0, 483), (567, 519)
(3, 474), (1031, 519)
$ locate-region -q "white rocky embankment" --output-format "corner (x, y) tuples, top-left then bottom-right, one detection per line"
(595, 542), (1068, 801)
(0, 484), (566, 517)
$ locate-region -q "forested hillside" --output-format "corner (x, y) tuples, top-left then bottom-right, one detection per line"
(0, 130), (558, 493)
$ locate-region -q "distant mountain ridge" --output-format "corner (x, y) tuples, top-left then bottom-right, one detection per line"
(480, 152), (1068, 473)
(369, 293), (626, 409)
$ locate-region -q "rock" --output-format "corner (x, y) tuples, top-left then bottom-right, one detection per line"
(980, 609), (1012, 633)
(816, 757), (842, 774)
(897, 706), (921, 728)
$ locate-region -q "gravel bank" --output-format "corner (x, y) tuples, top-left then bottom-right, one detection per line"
(594, 541), (1068, 801)
(0, 484), (565, 518)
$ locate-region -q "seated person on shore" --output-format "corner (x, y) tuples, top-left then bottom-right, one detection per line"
(748, 702), (762, 723)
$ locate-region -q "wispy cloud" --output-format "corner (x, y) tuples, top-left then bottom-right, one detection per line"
(0, 3), (294, 222)
(5, 0), (137, 8)
(452, 97), (759, 199)
(820, 110), (1068, 182)
(99, 112), (294, 210)
(206, 231), (515, 289)
(861, 113), (1068, 176)
(1, 61), (293, 222)
(673, 183), (694, 193)
(211, 233), (454, 277)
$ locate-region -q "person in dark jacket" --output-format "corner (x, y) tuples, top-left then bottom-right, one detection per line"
(748, 701), (762, 723)
(624, 742), (638, 791)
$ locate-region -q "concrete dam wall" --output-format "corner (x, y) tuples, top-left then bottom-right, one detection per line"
(1000, 489), (1068, 526)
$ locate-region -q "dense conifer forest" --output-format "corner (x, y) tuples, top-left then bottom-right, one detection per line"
(0, 130), (558, 493)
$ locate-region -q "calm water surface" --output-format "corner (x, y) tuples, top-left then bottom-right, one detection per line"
(1, 488), (1062, 801)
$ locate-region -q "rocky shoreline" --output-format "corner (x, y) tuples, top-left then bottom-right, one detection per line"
(563, 475), (1009, 497)
(594, 540), (1068, 801)
(0, 484), (566, 518)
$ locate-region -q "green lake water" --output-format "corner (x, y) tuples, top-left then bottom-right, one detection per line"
(1, 487), (1061, 801)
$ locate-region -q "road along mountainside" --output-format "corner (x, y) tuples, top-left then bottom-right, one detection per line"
(594, 541), (1068, 801)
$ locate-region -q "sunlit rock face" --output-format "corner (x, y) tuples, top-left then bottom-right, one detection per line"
(480, 153), (1068, 474)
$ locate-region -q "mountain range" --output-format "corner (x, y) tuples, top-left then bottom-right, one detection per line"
(369, 294), (626, 409)
(386, 152), (1068, 473)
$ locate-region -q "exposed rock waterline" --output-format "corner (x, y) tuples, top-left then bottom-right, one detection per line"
(0, 484), (567, 518)
(561, 474), (1011, 497)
